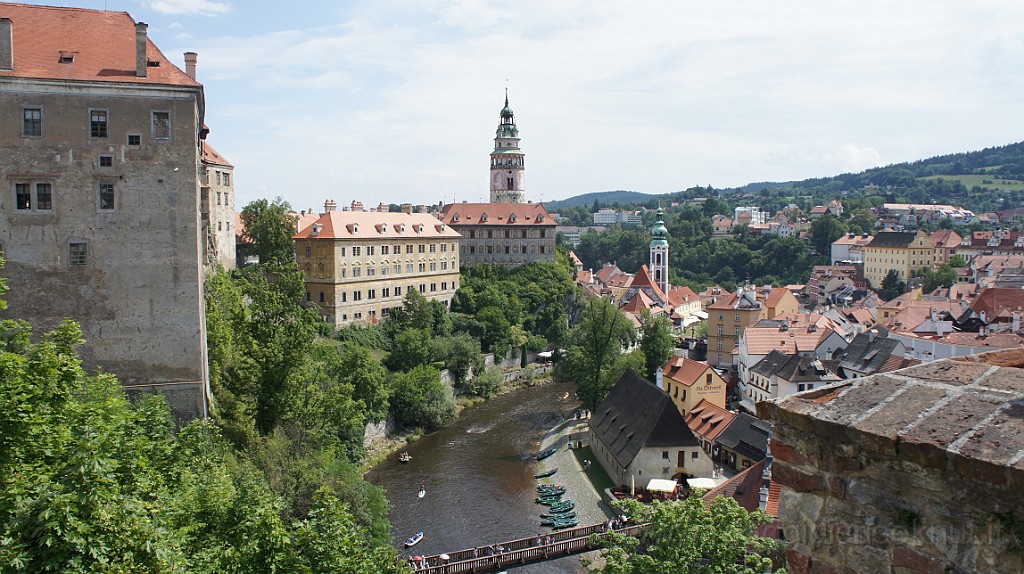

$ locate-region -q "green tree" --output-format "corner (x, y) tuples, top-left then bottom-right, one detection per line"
(430, 333), (484, 387)
(385, 328), (432, 372)
(241, 197), (299, 265)
(639, 312), (674, 382)
(591, 497), (784, 574)
(469, 365), (503, 399)
(477, 306), (513, 357)
(389, 365), (456, 431)
(879, 269), (905, 301)
(564, 297), (634, 411)
(810, 214), (848, 258)
(948, 254), (967, 267)
(920, 263), (958, 293)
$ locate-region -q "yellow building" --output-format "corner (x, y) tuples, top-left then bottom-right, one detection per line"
(293, 202), (461, 326)
(660, 356), (727, 417)
(863, 231), (936, 289)
(706, 286), (799, 368)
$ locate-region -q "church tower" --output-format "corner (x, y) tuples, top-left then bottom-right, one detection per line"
(650, 207), (669, 294)
(490, 91), (525, 204)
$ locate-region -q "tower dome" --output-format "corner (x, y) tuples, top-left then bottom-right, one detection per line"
(490, 90), (525, 204)
(650, 208), (669, 247)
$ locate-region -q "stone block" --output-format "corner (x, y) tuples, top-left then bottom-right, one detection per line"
(770, 438), (808, 467)
(948, 451), (1007, 487)
(827, 476), (848, 500)
(772, 461), (825, 493)
(813, 375), (906, 428)
(855, 384), (948, 442)
(907, 361), (990, 386)
(962, 347), (1024, 368)
(956, 400), (1024, 471)
(809, 558), (842, 574)
(787, 547), (811, 574)
(977, 367), (1024, 394)
(892, 545), (945, 574)
(900, 393), (1009, 469)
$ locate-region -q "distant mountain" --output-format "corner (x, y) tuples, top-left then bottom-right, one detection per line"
(543, 190), (658, 211)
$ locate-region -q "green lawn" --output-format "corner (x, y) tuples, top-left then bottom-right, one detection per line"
(572, 446), (616, 492)
(919, 174), (1024, 190)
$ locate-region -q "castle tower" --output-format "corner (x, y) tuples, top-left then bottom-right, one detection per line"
(650, 207), (670, 294)
(490, 91), (525, 204)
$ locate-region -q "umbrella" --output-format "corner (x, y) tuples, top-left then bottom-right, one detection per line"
(439, 554), (450, 561)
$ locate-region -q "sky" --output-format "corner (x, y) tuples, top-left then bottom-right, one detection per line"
(24, 1), (1024, 209)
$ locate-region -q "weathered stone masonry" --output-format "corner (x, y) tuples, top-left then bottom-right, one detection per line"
(759, 348), (1024, 574)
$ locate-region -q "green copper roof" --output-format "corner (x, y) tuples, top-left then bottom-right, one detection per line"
(650, 207), (669, 246)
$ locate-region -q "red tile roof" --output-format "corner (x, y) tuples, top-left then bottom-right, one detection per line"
(662, 356), (715, 388)
(684, 399), (737, 442)
(973, 288), (1024, 320)
(631, 265), (667, 300)
(201, 142), (233, 168)
(438, 202), (554, 226)
(0, 3), (198, 87)
(293, 211), (461, 240)
(666, 285), (700, 307)
(703, 458), (770, 514)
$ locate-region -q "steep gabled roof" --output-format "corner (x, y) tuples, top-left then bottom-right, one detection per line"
(750, 350), (792, 378)
(684, 399), (737, 442)
(865, 231), (922, 249)
(662, 356), (715, 388)
(0, 3), (198, 87)
(438, 202), (554, 226)
(715, 412), (771, 462)
(703, 458), (772, 514)
(293, 211), (461, 240)
(201, 142), (233, 168)
(837, 331), (902, 375)
(590, 369), (699, 469)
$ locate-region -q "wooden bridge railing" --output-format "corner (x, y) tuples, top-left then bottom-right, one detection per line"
(407, 522), (648, 573)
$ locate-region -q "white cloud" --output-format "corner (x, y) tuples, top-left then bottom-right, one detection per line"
(825, 145), (883, 175)
(144, 0), (230, 17)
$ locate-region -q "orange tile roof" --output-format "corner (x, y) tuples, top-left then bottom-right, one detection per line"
(606, 273), (634, 289)
(703, 458), (770, 514)
(973, 288), (1024, 319)
(666, 285), (700, 308)
(662, 356), (714, 388)
(742, 323), (834, 356)
(438, 202), (555, 226)
(576, 269), (592, 284)
(293, 211), (461, 240)
(595, 263), (622, 285)
(568, 251), (583, 266)
(620, 289), (656, 314)
(684, 399), (737, 442)
(631, 265), (667, 300)
(1, 3), (198, 87)
(201, 142), (233, 168)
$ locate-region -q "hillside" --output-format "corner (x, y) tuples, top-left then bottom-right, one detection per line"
(543, 190), (658, 211)
(548, 141), (1024, 214)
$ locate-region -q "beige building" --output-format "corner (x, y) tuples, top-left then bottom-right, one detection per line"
(863, 230), (936, 288)
(706, 286), (799, 368)
(437, 202), (556, 268)
(200, 141), (236, 269)
(658, 356), (727, 417)
(0, 5), (209, 419)
(294, 201), (461, 326)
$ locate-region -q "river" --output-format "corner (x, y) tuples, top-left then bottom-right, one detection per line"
(366, 381), (592, 573)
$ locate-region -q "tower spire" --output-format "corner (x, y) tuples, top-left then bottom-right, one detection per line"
(490, 88), (524, 204)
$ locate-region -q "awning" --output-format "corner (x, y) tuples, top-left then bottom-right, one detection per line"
(693, 310), (709, 320)
(646, 478), (678, 492)
(681, 316), (702, 328)
(686, 478), (717, 490)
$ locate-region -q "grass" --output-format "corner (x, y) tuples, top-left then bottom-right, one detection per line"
(918, 174), (1024, 190)
(571, 445), (615, 493)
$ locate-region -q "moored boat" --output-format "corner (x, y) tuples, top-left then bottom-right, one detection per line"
(537, 483), (564, 492)
(547, 502), (575, 513)
(536, 447), (557, 461)
(399, 452), (411, 463)
(534, 468), (558, 478)
(404, 532), (424, 547)
(550, 519), (578, 530)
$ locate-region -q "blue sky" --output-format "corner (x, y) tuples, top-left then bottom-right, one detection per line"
(27, 1), (1024, 209)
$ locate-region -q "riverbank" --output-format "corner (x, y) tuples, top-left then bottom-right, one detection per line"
(362, 370), (560, 473)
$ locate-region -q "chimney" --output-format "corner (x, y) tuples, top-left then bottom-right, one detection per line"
(135, 22), (148, 77)
(401, 203), (413, 214)
(0, 18), (12, 71)
(184, 51), (198, 80)
(324, 199), (337, 212)
(1013, 311), (1021, 333)
(350, 200), (364, 212)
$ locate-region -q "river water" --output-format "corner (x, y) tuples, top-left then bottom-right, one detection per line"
(366, 382), (589, 573)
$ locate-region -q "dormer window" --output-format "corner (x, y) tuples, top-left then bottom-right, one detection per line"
(58, 51), (75, 63)
(480, 213), (488, 222)
(537, 214), (544, 222)
(453, 214), (460, 223)
(380, 224), (387, 234)
(417, 224), (425, 233)
(352, 223), (359, 233)
(509, 214), (517, 223)
(400, 224), (406, 232)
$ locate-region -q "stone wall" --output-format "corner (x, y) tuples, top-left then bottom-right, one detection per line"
(760, 350), (1024, 574)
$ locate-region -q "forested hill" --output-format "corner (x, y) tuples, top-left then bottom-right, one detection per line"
(547, 141), (1024, 213)
(543, 190), (657, 211)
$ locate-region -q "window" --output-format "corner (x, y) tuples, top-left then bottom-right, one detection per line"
(406, 245), (414, 254)
(340, 268), (346, 278)
(90, 110), (108, 138)
(98, 182), (115, 210)
(23, 108), (42, 136)
(418, 263), (426, 272)
(393, 264), (401, 274)
(352, 267), (361, 278)
(487, 246), (493, 254)
(418, 244), (425, 253)
(352, 247), (361, 256)
(383, 287), (390, 298)
(14, 182), (53, 212)
(216, 171), (221, 185)
(441, 243), (447, 252)
(718, 313), (724, 321)
(319, 292), (325, 302)
(381, 266), (389, 276)
(69, 242), (87, 266)
(339, 247), (346, 257)
(127, 134), (141, 146)
(662, 451), (669, 459)
(522, 246), (527, 254)
(717, 325), (723, 335)
(419, 284), (425, 293)
(407, 263), (414, 273)
(706, 373), (713, 384)
(368, 289), (376, 299)
(734, 313), (740, 322)
(353, 291), (362, 301)
(340, 292), (347, 302)
(222, 172), (230, 185)
(429, 262), (436, 271)
(734, 327), (739, 337)
(394, 244), (401, 254)
(539, 246), (545, 254)
(470, 230), (476, 239)
(470, 246), (476, 254)
(487, 230), (493, 239)
(430, 283), (436, 292)
(441, 261), (448, 270)
(429, 244), (436, 253)
(441, 282), (447, 290)
(691, 451), (699, 460)
(306, 291), (311, 302)
(151, 111), (170, 140)
(717, 339), (723, 350)
(367, 246), (375, 256)
(367, 266), (376, 276)
(382, 245), (389, 255)
(216, 191), (222, 206)
(504, 245), (510, 254)
(395, 286), (401, 296)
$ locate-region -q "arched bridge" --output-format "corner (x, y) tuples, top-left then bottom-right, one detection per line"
(407, 522), (647, 573)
